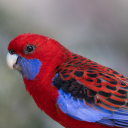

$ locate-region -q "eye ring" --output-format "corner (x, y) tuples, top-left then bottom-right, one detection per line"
(24, 45), (35, 54)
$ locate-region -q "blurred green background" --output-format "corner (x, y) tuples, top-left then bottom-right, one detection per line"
(1, 0), (128, 128)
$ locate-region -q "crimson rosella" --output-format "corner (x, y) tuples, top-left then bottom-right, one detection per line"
(6, 33), (128, 128)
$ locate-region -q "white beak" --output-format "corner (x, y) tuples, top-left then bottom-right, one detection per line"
(6, 52), (18, 69)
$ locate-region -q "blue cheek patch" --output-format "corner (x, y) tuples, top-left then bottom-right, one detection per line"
(17, 57), (42, 80)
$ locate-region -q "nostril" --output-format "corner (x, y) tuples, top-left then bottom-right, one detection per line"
(9, 49), (15, 55)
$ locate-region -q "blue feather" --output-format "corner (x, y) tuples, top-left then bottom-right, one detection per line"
(115, 120), (128, 127)
(17, 56), (41, 80)
(56, 88), (112, 122)
(64, 93), (71, 100)
(96, 119), (115, 127)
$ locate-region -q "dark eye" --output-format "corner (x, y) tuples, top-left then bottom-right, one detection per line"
(25, 45), (35, 54)
(9, 49), (15, 55)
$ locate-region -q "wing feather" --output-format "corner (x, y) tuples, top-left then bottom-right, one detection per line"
(53, 53), (128, 127)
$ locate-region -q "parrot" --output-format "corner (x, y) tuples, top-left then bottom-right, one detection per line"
(6, 33), (128, 128)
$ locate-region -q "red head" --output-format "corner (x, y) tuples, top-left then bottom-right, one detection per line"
(7, 33), (70, 80)
(8, 33), (65, 59)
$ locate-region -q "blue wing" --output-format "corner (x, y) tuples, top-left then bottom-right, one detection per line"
(57, 88), (112, 122)
(57, 88), (128, 127)
(52, 73), (128, 127)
